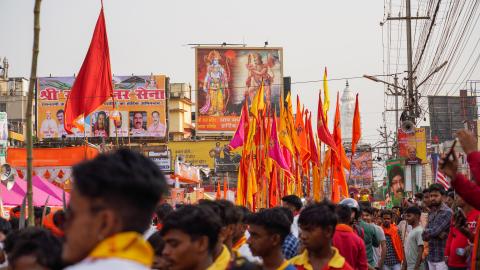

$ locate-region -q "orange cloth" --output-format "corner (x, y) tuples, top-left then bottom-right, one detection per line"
(382, 224), (405, 262)
(43, 212), (64, 237)
(232, 235), (247, 252)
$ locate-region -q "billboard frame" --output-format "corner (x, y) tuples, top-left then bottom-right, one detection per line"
(194, 46), (284, 135)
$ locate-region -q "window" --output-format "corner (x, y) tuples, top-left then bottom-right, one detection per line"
(0, 103), (6, 112)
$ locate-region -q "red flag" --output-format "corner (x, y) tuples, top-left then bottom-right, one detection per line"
(317, 92), (338, 154)
(64, 7), (113, 134)
(351, 94), (361, 155)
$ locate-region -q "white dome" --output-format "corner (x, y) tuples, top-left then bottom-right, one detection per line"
(341, 81), (356, 142)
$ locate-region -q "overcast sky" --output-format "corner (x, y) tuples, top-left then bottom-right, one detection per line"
(0, 0), (425, 147)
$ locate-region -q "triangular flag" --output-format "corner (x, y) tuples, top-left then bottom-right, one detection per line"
(64, 7), (113, 134)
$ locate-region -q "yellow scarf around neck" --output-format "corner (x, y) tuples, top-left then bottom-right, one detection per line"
(89, 231), (153, 267)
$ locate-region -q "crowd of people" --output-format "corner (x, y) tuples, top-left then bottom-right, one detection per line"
(0, 129), (479, 270)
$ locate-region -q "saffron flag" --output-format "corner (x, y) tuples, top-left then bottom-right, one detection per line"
(323, 67), (330, 121)
(332, 92), (349, 197)
(351, 94), (361, 155)
(317, 92), (338, 154)
(250, 83), (265, 120)
(279, 97), (295, 154)
(306, 112), (319, 165)
(294, 96), (310, 162)
(64, 7), (113, 134)
(229, 100), (249, 150)
(268, 113), (290, 172)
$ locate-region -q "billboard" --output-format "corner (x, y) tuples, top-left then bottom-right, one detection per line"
(386, 159), (405, 208)
(168, 140), (241, 170)
(195, 47), (283, 132)
(428, 93), (477, 142)
(37, 75), (167, 140)
(398, 127), (427, 165)
(144, 150), (171, 172)
(346, 151), (373, 187)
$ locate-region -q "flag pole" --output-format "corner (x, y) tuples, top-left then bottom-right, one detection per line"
(26, 0), (42, 227)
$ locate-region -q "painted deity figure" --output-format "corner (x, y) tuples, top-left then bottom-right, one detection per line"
(199, 51), (229, 115)
(245, 52), (275, 106)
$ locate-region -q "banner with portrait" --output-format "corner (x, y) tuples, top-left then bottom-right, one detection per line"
(37, 75), (167, 140)
(386, 159), (406, 207)
(195, 47), (283, 132)
(398, 127), (427, 165)
(346, 151), (373, 187)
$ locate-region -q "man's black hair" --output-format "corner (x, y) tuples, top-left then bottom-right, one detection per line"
(216, 199), (243, 225)
(161, 205), (221, 252)
(277, 207), (294, 224)
(281, 195), (303, 211)
(8, 217), (26, 232)
(447, 191), (454, 199)
(381, 209), (393, 218)
(335, 204), (352, 224)
(72, 148), (168, 233)
(56, 109), (64, 115)
(414, 193), (424, 200)
(404, 206), (421, 216)
(422, 188), (430, 194)
(359, 201), (371, 211)
(236, 206), (251, 223)
(155, 203), (174, 222)
(198, 199), (240, 226)
(388, 166), (404, 183)
(4, 227), (63, 270)
(361, 206), (374, 216)
(0, 217), (11, 235)
(34, 206), (50, 219)
(147, 231), (165, 256)
(247, 207), (291, 243)
(428, 183), (446, 196)
(298, 200), (337, 229)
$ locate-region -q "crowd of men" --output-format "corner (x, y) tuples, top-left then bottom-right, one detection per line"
(0, 129), (479, 270)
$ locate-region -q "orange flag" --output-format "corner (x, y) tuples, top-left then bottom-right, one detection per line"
(351, 94), (361, 156)
(269, 166), (279, 208)
(332, 93), (349, 198)
(223, 177), (228, 199)
(216, 181), (221, 200)
(294, 96), (310, 162)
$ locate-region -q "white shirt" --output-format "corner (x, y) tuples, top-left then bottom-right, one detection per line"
(291, 215), (299, 238)
(65, 258), (149, 270)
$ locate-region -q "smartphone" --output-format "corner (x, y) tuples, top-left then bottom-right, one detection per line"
(440, 139), (457, 169)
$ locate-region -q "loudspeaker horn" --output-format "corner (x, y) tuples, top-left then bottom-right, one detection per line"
(1, 164), (15, 190)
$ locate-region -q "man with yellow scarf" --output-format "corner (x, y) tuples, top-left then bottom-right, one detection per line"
(63, 149), (168, 270)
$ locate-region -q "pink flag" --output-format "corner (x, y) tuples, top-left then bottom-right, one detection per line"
(268, 115), (290, 172)
(228, 101), (249, 150)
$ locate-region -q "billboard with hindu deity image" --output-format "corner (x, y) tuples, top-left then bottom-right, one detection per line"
(195, 47), (283, 133)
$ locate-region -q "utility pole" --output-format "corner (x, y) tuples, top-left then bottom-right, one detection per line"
(387, 0), (429, 121)
(405, 0), (415, 118)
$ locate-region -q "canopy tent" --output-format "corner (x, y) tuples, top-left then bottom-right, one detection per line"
(32, 176), (70, 202)
(12, 178), (64, 206)
(0, 182), (25, 206)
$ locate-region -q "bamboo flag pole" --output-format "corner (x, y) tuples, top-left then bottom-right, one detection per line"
(26, 0), (42, 227)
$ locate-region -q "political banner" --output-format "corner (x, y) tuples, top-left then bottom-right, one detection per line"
(37, 75), (167, 140)
(386, 159), (406, 207)
(346, 151), (373, 187)
(398, 127), (427, 165)
(168, 140), (241, 170)
(195, 47), (283, 132)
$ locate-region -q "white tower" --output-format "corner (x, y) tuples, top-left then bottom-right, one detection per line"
(341, 81), (356, 142)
